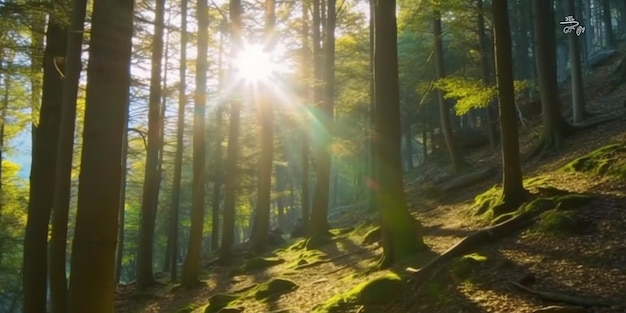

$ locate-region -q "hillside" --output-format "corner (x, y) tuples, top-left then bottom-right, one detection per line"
(115, 47), (626, 313)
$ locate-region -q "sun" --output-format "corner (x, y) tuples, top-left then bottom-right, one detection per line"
(233, 43), (275, 83)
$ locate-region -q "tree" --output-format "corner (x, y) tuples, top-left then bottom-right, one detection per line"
(220, 0), (243, 263)
(310, 0), (336, 236)
(492, 0), (527, 210)
(22, 13), (66, 313)
(67, 0), (134, 309)
(531, 0), (571, 154)
(476, 0), (498, 148)
(373, 0), (426, 267)
(48, 0), (89, 309)
(181, 0), (208, 285)
(601, 0), (614, 47)
(164, 0), (187, 281)
(136, 0), (166, 290)
(250, 0), (276, 253)
(299, 0), (311, 234)
(432, 0), (461, 172)
(566, 0), (586, 124)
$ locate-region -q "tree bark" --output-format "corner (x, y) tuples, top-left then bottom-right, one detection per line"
(220, 0), (244, 263)
(310, 0), (335, 236)
(136, 0), (165, 289)
(181, 0), (208, 285)
(23, 15), (66, 313)
(373, 0), (427, 268)
(602, 0), (614, 47)
(433, 2), (461, 172)
(567, 0), (587, 124)
(532, 0), (571, 153)
(250, 0), (276, 253)
(49, 0), (88, 309)
(165, 0), (187, 280)
(67, 0), (133, 308)
(115, 129), (128, 284)
(493, 0), (527, 209)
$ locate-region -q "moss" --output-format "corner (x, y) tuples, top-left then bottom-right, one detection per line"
(472, 185), (502, 216)
(552, 194), (593, 209)
(521, 197), (556, 214)
(314, 273), (403, 312)
(216, 307), (245, 313)
(174, 303), (202, 313)
(491, 212), (518, 225)
(288, 239), (307, 251)
(535, 210), (587, 236)
(450, 253), (489, 280)
(253, 278), (298, 300)
(204, 294), (240, 313)
(562, 144), (626, 179)
(329, 227), (354, 237)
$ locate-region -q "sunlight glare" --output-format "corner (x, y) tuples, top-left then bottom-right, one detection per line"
(234, 44), (275, 83)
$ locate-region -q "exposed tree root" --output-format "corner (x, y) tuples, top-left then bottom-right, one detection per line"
(507, 280), (618, 308)
(406, 210), (536, 286)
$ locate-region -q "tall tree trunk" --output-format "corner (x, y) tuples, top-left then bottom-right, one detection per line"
(373, 0), (426, 268)
(220, 0), (244, 263)
(181, 0), (208, 285)
(49, 0), (88, 309)
(310, 0), (335, 236)
(250, 0), (276, 253)
(136, 0), (165, 289)
(433, 2), (461, 172)
(115, 129), (128, 285)
(368, 0), (377, 212)
(602, 0), (614, 47)
(67, 0), (134, 308)
(0, 52), (9, 268)
(492, 0), (527, 209)
(299, 0), (311, 233)
(567, 0), (587, 124)
(532, 0), (571, 153)
(23, 16), (67, 313)
(30, 10), (44, 148)
(165, 0), (187, 280)
(211, 21), (226, 252)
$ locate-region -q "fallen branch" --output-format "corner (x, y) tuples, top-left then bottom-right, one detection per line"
(507, 280), (616, 308)
(406, 211), (536, 285)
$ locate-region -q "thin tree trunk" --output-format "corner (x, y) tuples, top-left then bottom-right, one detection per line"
(211, 21), (226, 252)
(220, 0), (244, 263)
(433, 3), (461, 172)
(136, 0), (165, 289)
(181, 0), (208, 285)
(67, 0), (133, 308)
(602, 0), (614, 47)
(310, 0), (335, 236)
(49, 0), (88, 309)
(23, 16), (67, 313)
(300, 0), (311, 232)
(567, 0), (586, 124)
(115, 129), (128, 284)
(250, 0), (276, 253)
(165, 0), (187, 281)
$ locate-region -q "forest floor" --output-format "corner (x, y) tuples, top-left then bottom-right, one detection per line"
(116, 47), (626, 313)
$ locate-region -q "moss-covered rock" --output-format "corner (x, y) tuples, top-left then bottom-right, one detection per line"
(314, 273), (404, 312)
(562, 144), (626, 179)
(204, 294), (240, 313)
(450, 253), (489, 280)
(535, 210), (588, 236)
(253, 278), (299, 300)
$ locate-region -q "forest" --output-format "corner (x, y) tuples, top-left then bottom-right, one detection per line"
(1, 0), (626, 312)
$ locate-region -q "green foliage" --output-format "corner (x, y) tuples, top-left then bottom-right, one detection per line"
(450, 253), (489, 280)
(434, 77), (529, 116)
(535, 210), (586, 236)
(252, 278), (298, 301)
